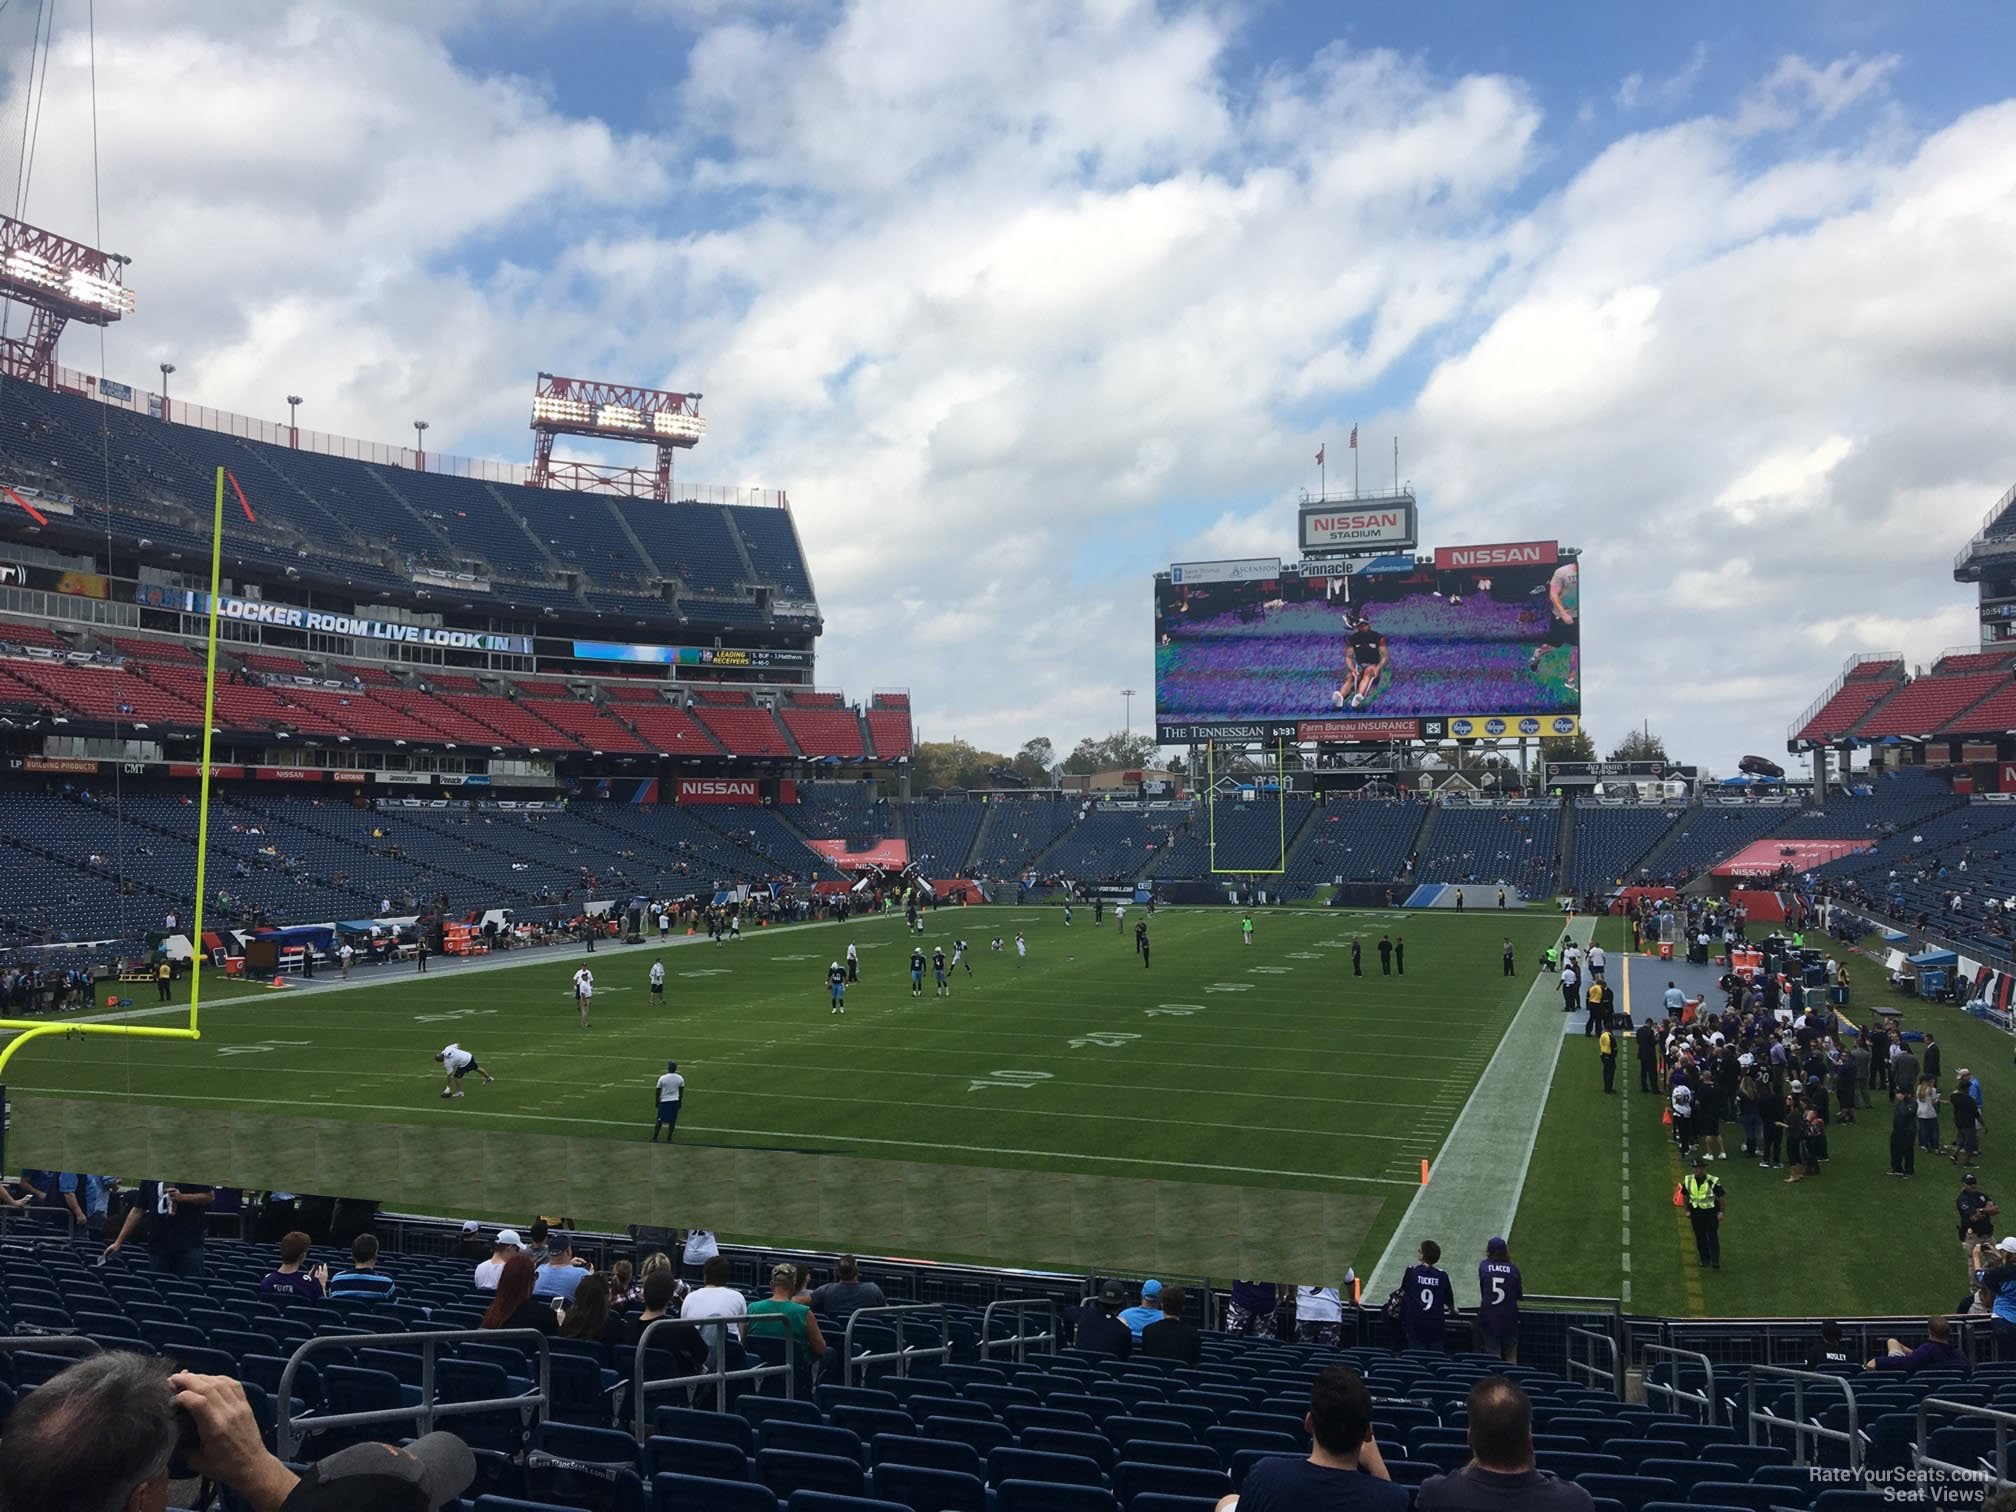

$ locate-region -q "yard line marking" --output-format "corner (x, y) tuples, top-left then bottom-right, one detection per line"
(37, 1087), (1421, 1187)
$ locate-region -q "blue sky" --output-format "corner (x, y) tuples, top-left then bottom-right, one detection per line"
(9, 1), (2016, 771)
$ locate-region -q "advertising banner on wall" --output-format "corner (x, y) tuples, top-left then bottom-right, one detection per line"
(1298, 500), (1417, 554)
(1169, 558), (1282, 586)
(134, 585), (534, 654)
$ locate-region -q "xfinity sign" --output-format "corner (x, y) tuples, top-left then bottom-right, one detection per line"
(1298, 498), (1417, 554)
(1433, 540), (1559, 571)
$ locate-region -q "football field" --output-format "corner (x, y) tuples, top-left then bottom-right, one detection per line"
(8, 905), (1561, 1279)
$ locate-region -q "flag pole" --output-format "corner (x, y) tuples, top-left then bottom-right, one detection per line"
(1394, 436), (1399, 493)
(1320, 443), (1325, 499)
(1353, 428), (1360, 498)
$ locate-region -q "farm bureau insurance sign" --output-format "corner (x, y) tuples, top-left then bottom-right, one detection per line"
(134, 585), (534, 655)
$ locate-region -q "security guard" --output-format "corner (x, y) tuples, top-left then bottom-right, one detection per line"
(1682, 1154), (1725, 1269)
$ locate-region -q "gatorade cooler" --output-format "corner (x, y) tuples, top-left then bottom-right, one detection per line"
(1658, 941), (1674, 961)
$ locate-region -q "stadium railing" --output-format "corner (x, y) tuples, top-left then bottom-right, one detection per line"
(842, 1301), (953, 1387)
(978, 1298), (1059, 1364)
(275, 1326), (551, 1461)
(1565, 1325), (1621, 1396)
(1640, 1341), (1718, 1425)
(1915, 1397), (2016, 1488)
(1745, 1364), (1861, 1470)
(631, 1314), (795, 1432)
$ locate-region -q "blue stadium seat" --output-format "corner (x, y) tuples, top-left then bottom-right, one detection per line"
(756, 1449), (865, 1500)
(651, 1473), (780, 1511)
(646, 1435), (750, 1482)
(758, 1422), (867, 1469)
(1535, 1451), (1625, 1479)
(655, 1405), (756, 1454)
(1686, 1485), (1786, 1512)
(1110, 1461), (1230, 1507)
(868, 1462), (988, 1512)
(784, 1495), (911, 1512)
(1118, 1441), (1220, 1473)
(1007, 1406), (1100, 1437)
(1576, 1476), (1679, 1512)
(995, 1484), (1120, 1512)
(829, 1407), (914, 1442)
(1102, 1415), (1192, 1448)
(988, 1448), (1107, 1489)
(868, 1434), (983, 1478)
(921, 1415), (1013, 1458)
(536, 1424), (644, 1475)
(741, 1396), (827, 1430)
(472, 1499), (575, 1512)
(1020, 1429), (1115, 1474)
(1637, 1459), (1740, 1494)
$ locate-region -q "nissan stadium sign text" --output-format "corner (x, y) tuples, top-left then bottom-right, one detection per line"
(134, 585), (534, 655)
(1298, 499), (1417, 554)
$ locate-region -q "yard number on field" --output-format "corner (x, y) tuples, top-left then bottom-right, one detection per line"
(215, 1040), (312, 1057)
(1067, 1031), (1140, 1049)
(967, 1069), (1054, 1092)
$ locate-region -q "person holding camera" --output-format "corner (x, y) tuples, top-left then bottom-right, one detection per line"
(0, 1354), (473, 1511)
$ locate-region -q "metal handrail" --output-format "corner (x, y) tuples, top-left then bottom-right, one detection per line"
(631, 1314), (796, 1435)
(275, 1327), (550, 1461)
(1565, 1326), (1620, 1396)
(979, 1299), (1058, 1364)
(1745, 1364), (1860, 1470)
(843, 1303), (952, 1387)
(1916, 1396), (2016, 1489)
(1641, 1342), (1717, 1425)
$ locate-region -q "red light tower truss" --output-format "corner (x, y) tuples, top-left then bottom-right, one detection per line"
(0, 214), (134, 384)
(527, 372), (705, 501)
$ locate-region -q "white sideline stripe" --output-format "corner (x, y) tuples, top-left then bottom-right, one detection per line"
(40, 1086), (1420, 1187)
(1364, 915), (1598, 1299)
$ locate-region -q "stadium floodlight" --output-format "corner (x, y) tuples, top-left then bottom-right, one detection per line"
(528, 372), (704, 501)
(0, 215), (134, 384)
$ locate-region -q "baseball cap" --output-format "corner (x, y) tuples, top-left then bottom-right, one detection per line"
(1098, 1280), (1126, 1305)
(547, 1231), (574, 1252)
(282, 1433), (475, 1511)
(1964, 1173), (1979, 1185)
(460, 1220), (479, 1235)
(494, 1229), (522, 1249)
(1692, 1154), (1707, 1167)
(771, 1262), (799, 1285)
(1141, 1279), (1162, 1298)
(1999, 1237), (2016, 1256)
(1486, 1237), (1508, 1256)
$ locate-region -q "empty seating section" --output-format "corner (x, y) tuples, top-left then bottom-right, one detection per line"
(1285, 800), (1426, 886)
(1415, 805), (1563, 895)
(1153, 800), (1312, 878)
(0, 618), (71, 649)
(904, 802), (986, 876)
(1770, 769), (1964, 839)
(451, 695), (580, 750)
(1942, 676), (2016, 733)
(1642, 805), (1792, 883)
(693, 805), (835, 878)
(523, 699), (652, 754)
(1043, 809), (1184, 883)
(792, 784), (887, 841)
(971, 799), (1075, 877)
(611, 498), (745, 594)
(1564, 806), (1685, 891)
(866, 710), (913, 759)
(575, 802), (831, 882)
(783, 707), (867, 758)
(1853, 672), (2007, 739)
(728, 504), (816, 597)
(0, 374), (817, 616)
(14, 1229), (1978, 1512)
(602, 679), (668, 701)
(6, 660), (201, 724)
(372, 688), (523, 749)
(1933, 651), (2016, 674)
(697, 706), (794, 758)
(1794, 679), (1900, 744)
(622, 703), (724, 754)
(1815, 803), (2016, 957)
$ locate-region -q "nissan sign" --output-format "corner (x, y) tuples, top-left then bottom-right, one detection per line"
(1433, 540), (1559, 571)
(1298, 499), (1417, 554)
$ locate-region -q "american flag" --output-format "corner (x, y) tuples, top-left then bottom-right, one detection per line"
(1349, 426), (1358, 449)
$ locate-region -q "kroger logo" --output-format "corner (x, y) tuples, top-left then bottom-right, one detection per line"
(1551, 717), (1577, 735)
(1518, 718), (1541, 736)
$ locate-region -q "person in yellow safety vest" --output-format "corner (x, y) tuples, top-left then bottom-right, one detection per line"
(1598, 1026), (1616, 1094)
(1682, 1154), (1725, 1270)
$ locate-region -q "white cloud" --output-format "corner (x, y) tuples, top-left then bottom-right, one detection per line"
(1, 4), (2009, 778)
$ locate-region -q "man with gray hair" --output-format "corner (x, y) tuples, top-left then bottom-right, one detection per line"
(0, 1355), (473, 1512)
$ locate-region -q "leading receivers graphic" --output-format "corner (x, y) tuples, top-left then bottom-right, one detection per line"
(1333, 608), (1389, 710)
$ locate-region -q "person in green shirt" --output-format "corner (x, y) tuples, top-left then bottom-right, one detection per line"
(746, 1263), (827, 1363)
(1241, 914), (1255, 946)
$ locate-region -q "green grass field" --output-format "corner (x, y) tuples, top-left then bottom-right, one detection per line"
(8, 906), (1557, 1279)
(12, 904), (2007, 1316)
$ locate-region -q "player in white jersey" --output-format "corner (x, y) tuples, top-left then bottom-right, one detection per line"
(1116, 904), (1127, 930)
(990, 936), (1004, 953)
(1014, 932), (1027, 969)
(951, 938), (972, 976)
(649, 959), (666, 1003)
(436, 1042), (494, 1098)
(573, 967), (595, 1029)
(845, 942), (859, 983)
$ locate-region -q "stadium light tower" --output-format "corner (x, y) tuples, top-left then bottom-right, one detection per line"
(413, 419), (428, 471)
(527, 371), (705, 502)
(1122, 688), (1137, 736)
(0, 214), (134, 386)
(157, 362), (174, 419)
(286, 394), (303, 447)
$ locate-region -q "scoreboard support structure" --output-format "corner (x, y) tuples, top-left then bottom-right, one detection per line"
(1202, 738), (1290, 877)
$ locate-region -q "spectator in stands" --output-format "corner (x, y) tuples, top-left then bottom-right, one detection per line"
(1476, 1238), (1522, 1362)
(454, 1220), (487, 1263)
(531, 1232), (588, 1301)
(1141, 1282), (1202, 1365)
(1225, 1279), (1282, 1338)
(259, 1230), (328, 1300)
(1400, 1242), (1457, 1353)
(1213, 1363), (1403, 1511)
(1075, 1281), (1135, 1357)
(1866, 1315), (1968, 1373)
(747, 1261), (827, 1362)
(627, 1268), (710, 1373)
(1918, 1076), (1944, 1153)
(522, 1217), (550, 1267)
(103, 1178), (213, 1277)
(1806, 1320), (1854, 1369)
(481, 1253), (557, 1334)
(637, 1250), (688, 1314)
(680, 1253), (749, 1354)
(809, 1254), (885, 1317)
(608, 1257), (638, 1309)
(473, 1229), (522, 1289)
(558, 1273), (628, 1348)
(1416, 1375), (1594, 1511)
(1118, 1278), (1165, 1337)
(1298, 1283), (1346, 1346)
(327, 1233), (399, 1302)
